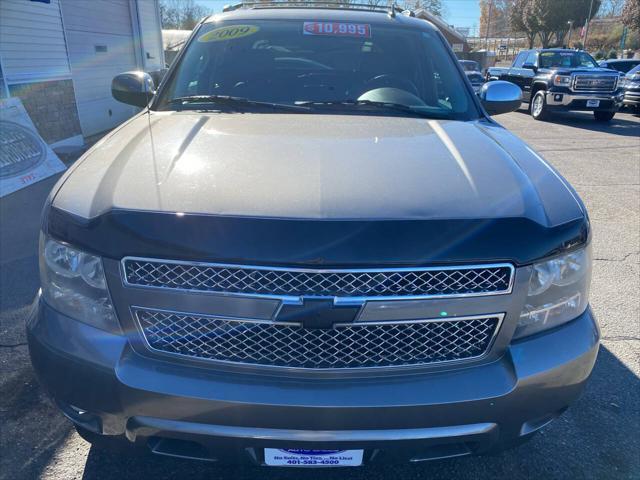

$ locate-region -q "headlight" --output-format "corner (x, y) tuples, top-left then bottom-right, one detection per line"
(515, 246), (592, 339)
(40, 235), (119, 333)
(553, 75), (572, 87)
(617, 77), (626, 88)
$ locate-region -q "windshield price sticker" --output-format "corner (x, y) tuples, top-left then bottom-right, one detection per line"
(303, 22), (371, 38)
(264, 448), (364, 467)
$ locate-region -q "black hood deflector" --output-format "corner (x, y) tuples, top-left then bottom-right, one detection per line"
(47, 207), (589, 267)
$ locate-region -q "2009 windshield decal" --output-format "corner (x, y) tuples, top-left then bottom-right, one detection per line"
(303, 22), (371, 38)
(198, 25), (260, 42)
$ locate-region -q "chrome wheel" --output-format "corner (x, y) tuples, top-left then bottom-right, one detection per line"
(531, 91), (549, 120)
(532, 94), (544, 117)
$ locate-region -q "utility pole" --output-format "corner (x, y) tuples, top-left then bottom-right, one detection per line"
(583, 0), (595, 51)
(484, 0), (493, 50)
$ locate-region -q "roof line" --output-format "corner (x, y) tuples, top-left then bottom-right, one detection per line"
(221, 1), (403, 15)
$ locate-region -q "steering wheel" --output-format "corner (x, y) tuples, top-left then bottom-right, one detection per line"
(361, 74), (419, 97)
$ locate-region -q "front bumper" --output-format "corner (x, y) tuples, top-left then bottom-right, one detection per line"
(27, 298), (599, 465)
(623, 89), (640, 106)
(545, 90), (624, 111)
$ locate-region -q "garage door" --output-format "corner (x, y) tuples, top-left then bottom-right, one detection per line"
(60, 0), (140, 137)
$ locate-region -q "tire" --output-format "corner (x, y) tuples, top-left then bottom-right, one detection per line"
(594, 110), (615, 122)
(530, 90), (550, 121)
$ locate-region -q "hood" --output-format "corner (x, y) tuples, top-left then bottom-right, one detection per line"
(541, 67), (619, 76)
(53, 112), (581, 225)
(48, 112), (587, 266)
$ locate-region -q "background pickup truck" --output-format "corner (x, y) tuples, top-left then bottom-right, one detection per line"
(487, 48), (624, 122)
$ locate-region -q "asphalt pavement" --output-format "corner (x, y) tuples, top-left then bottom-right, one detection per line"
(1, 108), (638, 480)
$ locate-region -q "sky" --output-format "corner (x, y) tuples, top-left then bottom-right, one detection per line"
(194, 0), (481, 33)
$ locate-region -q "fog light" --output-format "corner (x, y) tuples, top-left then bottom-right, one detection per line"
(554, 94), (563, 102)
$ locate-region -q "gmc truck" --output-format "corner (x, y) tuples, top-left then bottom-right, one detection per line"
(488, 48), (624, 121)
(28, 3), (598, 468)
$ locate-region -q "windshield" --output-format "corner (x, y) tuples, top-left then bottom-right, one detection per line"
(604, 60), (640, 73)
(156, 19), (478, 120)
(460, 61), (480, 72)
(538, 51), (599, 69)
(626, 65), (640, 78)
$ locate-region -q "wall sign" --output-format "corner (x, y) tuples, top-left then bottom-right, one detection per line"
(0, 98), (66, 198)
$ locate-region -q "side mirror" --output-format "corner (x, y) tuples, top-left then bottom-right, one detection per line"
(522, 62), (538, 72)
(111, 71), (155, 107)
(479, 81), (523, 116)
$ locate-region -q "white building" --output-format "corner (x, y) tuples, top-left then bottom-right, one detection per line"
(0, 0), (164, 148)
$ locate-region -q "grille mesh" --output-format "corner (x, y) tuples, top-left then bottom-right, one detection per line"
(123, 259), (512, 299)
(573, 75), (617, 92)
(134, 309), (501, 369)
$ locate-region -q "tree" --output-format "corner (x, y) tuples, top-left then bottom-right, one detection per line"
(549, 0), (603, 46)
(622, 0), (640, 30)
(510, 0), (539, 48)
(523, 0), (554, 47)
(160, 0), (209, 30)
(511, 0), (601, 48)
(480, 0), (511, 38)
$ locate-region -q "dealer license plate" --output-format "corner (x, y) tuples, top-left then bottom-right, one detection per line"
(586, 99), (600, 107)
(264, 448), (364, 467)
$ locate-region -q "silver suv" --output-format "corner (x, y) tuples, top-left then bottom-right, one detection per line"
(28, 2), (598, 468)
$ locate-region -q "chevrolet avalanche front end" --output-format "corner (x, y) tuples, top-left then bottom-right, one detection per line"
(28, 5), (598, 467)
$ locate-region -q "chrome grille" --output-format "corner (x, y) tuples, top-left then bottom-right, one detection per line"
(122, 258), (513, 300)
(573, 75), (617, 92)
(133, 308), (502, 369)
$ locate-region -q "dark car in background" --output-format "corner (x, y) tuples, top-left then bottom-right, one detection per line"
(28, 3), (598, 469)
(622, 64), (640, 112)
(459, 59), (484, 93)
(491, 48), (624, 121)
(598, 58), (640, 74)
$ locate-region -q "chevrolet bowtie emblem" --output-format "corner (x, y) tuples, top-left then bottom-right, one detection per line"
(277, 298), (361, 329)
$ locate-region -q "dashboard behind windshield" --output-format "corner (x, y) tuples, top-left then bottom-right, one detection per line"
(155, 19), (478, 120)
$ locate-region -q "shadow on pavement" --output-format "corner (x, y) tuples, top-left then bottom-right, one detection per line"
(0, 256), (73, 480)
(69, 346), (639, 480)
(0, 169), (78, 480)
(516, 108), (640, 137)
(0, 362), (73, 480)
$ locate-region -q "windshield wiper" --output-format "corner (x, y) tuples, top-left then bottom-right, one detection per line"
(296, 100), (451, 119)
(166, 95), (309, 112)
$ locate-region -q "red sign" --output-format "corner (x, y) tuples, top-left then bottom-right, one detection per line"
(303, 22), (371, 38)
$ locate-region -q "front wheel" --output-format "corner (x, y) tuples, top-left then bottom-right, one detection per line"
(531, 91), (550, 121)
(594, 110), (615, 122)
